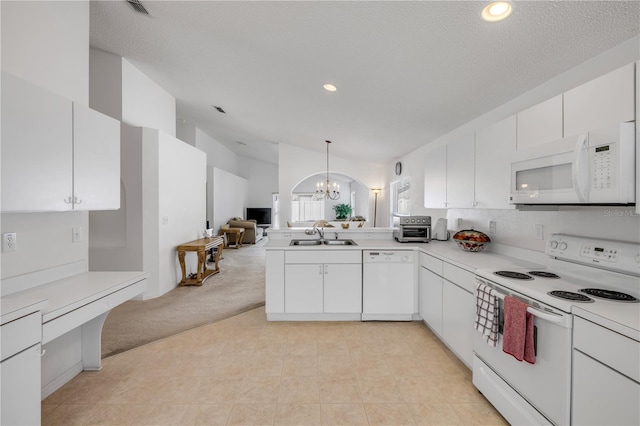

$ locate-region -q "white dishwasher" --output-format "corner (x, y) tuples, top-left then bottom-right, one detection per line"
(362, 250), (415, 321)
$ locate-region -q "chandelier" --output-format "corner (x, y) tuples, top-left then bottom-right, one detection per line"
(315, 140), (340, 200)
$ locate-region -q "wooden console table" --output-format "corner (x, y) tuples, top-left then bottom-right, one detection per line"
(220, 227), (245, 249)
(177, 236), (224, 286)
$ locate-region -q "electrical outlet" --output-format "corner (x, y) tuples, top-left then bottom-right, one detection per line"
(162, 216), (169, 225)
(534, 224), (544, 240)
(72, 227), (82, 243)
(2, 233), (17, 252)
(457, 218), (463, 229)
(489, 220), (497, 235)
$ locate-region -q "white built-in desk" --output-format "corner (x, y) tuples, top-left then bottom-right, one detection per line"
(1, 270), (148, 399)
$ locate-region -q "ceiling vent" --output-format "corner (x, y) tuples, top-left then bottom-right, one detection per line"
(213, 105), (226, 114)
(126, 0), (150, 15)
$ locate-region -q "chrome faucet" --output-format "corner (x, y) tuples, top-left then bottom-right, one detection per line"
(305, 225), (325, 240)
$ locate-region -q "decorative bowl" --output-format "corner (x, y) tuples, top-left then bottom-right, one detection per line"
(452, 229), (490, 252)
(341, 223), (350, 229)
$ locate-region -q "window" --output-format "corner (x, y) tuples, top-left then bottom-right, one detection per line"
(390, 177), (411, 218)
(291, 194), (324, 222)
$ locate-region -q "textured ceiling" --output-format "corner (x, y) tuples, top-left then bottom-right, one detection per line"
(90, 1), (640, 165)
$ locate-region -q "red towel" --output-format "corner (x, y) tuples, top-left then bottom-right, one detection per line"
(502, 296), (536, 364)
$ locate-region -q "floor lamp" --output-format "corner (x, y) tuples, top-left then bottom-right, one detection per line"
(372, 188), (381, 227)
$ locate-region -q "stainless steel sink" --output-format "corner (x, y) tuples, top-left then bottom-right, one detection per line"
(323, 239), (357, 246)
(289, 239), (357, 246)
(289, 239), (324, 246)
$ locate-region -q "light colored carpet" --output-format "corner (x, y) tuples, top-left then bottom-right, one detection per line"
(101, 238), (267, 358)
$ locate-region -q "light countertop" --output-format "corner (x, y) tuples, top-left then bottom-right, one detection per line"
(2, 271), (149, 323)
(265, 238), (545, 273)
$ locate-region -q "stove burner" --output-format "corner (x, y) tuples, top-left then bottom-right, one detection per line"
(528, 271), (560, 279)
(579, 288), (638, 302)
(547, 291), (594, 303)
(494, 271), (533, 280)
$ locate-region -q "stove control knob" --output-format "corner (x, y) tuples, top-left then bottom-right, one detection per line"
(549, 240), (558, 249)
(559, 242), (568, 251)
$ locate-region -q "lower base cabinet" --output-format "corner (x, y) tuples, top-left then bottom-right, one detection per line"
(442, 280), (474, 366)
(284, 250), (362, 314)
(1, 343), (41, 426)
(419, 254), (475, 367)
(419, 266), (443, 335)
(1, 311), (43, 426)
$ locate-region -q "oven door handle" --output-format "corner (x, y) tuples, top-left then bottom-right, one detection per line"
(526, 306), (563, 323)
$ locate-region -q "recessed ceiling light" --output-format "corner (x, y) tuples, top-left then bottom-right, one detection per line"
(481, 1), (513, 22)
(323, 83), (337, 92)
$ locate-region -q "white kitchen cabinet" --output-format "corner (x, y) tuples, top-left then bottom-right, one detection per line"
(284, 250), (362, 314)
(442, 279), (474, 366)
(72, 103), (121, 210)
(564, 62), (635, 137)
(445, 132), (476, 209)
(475, 115), (516, 209)
(419, 266), (443, 336)
(572, 315), (640, 426)
(1, 312), (42, 426)
(516, 95), (563, 151)
(1, 72), (120, 212)
(265, 250), (285, 313)
(323, 263), (362, 313)
(1, 71), (73, 211)
(423, 145), (447, 208)
(418, 254), (474, 366)
(285, 264), (324, 313)
(636, 61), (639, 215)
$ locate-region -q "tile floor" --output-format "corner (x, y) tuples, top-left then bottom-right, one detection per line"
(42, 307), (508, 425)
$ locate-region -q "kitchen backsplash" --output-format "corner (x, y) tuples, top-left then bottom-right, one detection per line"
(444, 207), (640, 252)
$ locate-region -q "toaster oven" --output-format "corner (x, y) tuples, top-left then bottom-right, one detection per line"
(393, 216), (431, 242)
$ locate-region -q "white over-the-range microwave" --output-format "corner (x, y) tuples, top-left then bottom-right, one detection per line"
(510, 122), (636, 205)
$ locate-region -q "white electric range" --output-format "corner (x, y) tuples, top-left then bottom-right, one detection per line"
(472, 234), (640, 426)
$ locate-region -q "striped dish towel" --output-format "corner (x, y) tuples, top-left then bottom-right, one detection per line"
(474, 282), (499, 347)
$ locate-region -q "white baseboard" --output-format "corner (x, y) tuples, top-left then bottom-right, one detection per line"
(267, 313), (362, 321)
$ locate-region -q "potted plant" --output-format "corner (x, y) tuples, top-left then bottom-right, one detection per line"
(332, 203), (353, 220)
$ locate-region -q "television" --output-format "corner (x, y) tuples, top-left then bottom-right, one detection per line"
(246, 207), (271, 225)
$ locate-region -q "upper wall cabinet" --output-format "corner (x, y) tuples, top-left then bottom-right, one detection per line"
(424, 145), (447, 208)
(1, 72), (120, 212)
(445, 132), (475, 209)
(73, 104), (120, 210)
(564, 63), (635, 137)
(475, 115), (516, 209)
(516, 95), (563, 151)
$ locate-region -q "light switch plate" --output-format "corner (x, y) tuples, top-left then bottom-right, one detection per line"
(72, 227), (82, 243)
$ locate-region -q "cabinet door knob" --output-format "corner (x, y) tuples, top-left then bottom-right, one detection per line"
(64, 197), (73, 204)
(324, 265), (328, 275)
(74, 196), (83, 205)
(319, 265), (323, 275)
(38, 348), (46, 357)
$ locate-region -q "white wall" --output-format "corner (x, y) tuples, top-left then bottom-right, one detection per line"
(244, 156), (279, 212)
(1, 1), (89, 105)
(212, 168), (248, 233)
(89, 48), (123, 121)
(157, 131), (207, 296)
(1, 0), (90, 282)
(195, 128), (239, 174)
(389, 36), (640, 252)
(89, 126), (144, 272)
(278, 143), (387, 229)
(121, 59), (176, 137)
(176, 120), (197, 146)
